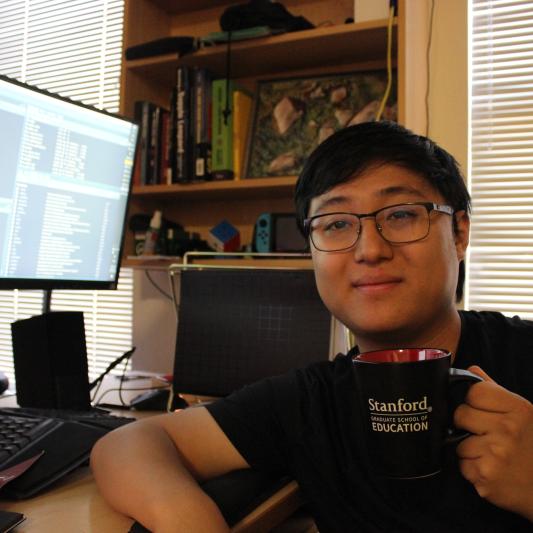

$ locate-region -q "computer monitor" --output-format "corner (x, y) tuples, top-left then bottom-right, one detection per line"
(0, 74), (138, 290)
(172, 267), (333, 397)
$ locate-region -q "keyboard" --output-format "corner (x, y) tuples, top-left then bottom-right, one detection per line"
(0, 407), (134, 499)
(0, 406), (135, 430)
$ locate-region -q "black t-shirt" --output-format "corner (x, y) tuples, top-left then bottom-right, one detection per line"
(206, 311), (533, 532)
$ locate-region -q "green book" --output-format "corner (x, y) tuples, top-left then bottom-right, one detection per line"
(200, 26), (277, 45)
(212, 78), (236, 173)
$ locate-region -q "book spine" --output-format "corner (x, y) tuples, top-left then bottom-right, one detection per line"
(132, 146), (142, 186)
(148, 105), (161, 184)
(167, 88), (177, 185)
(232, 90), (253, 180)
(174, 66), (192, 183)
(159, 109), (170, 184)
(211, 78), (234, 174)
(193, 67), (212, 181)
(134, 100), (155, 185)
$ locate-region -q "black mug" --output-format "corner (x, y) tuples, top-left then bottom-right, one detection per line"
(352, 348), (482, 479)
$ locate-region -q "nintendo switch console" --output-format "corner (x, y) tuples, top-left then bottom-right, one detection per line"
(252, 213), (307, 253)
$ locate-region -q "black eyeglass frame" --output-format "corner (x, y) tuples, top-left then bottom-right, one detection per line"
(303, 202), (454, 251)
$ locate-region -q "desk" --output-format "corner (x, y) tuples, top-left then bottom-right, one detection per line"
(0, 382), (306, 532)
(0, 467), (134, 532)
(0, 377), (157, 533)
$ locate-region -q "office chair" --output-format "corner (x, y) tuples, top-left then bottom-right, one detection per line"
(166, 253), (332, 532)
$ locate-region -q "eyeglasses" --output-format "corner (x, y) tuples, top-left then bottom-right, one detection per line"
(304, 202), (454, 252)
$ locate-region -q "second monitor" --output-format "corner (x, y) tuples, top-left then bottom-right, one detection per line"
(172, 267), (333, 398)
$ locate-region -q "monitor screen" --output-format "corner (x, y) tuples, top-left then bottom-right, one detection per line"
(0, 74), (138, 290)
(173, 268), (332, 397)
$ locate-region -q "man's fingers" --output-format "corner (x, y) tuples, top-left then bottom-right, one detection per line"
(456, 433), (484, 459)
(454, 404), (496, 435)
(457, 458), (490, 498)
(467, 365), (494, 383)
(464, 379), (522, 414)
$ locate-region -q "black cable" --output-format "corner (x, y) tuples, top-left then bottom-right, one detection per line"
(426, 0), (435, 137)
(223, 30), (232, 125)
(89, 346), (136, 399)
(144, 270), (173, 300)
(94, 385), (169, 407)
(118, 352), (130, 406)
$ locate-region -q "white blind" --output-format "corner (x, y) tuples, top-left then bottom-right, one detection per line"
(468, 0), (533, 320)
(0, 0), (132, 382)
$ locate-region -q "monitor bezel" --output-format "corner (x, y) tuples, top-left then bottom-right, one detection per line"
(0, 74), (139, 291)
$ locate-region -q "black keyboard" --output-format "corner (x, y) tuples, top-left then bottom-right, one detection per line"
(0, 407), (134, 499)
(0, 406), (135, 430)
(0, 414), (59, 467)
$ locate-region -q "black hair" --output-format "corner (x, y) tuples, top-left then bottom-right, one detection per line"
(294, 121), (471, 302)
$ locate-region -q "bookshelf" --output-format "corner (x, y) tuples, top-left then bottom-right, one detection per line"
(120, 0), (405, 268)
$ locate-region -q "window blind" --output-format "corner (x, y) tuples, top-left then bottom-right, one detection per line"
(468, 0), (533, 320)
(0, 0), (132, 382)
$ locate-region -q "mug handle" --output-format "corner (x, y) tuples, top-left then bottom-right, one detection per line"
(445, 368), (484, 443)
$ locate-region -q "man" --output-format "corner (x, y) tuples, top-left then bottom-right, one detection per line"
(91, 122), (532, 532)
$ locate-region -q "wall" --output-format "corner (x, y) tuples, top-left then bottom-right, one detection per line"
(427, 0), (468, 173)
(132, 269), (177, 373)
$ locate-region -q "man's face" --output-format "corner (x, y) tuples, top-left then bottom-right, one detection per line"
(308, 164), (470, 347)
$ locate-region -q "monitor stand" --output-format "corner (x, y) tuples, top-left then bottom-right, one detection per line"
(43, 288), (52, 314)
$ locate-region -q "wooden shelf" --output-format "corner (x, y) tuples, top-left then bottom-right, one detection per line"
(121, 0), (404, 267)
(131, 176), (297, 200)
(126, 20), (397, 85)
(124, 256), (181, 270)
(124, 256), (313, 270)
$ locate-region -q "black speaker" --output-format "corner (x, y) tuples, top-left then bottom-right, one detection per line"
(11, 311), (91, 409)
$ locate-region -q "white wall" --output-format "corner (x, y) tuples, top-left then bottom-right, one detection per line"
(427, 0), (468, 173)
(131, 269), (177, 374)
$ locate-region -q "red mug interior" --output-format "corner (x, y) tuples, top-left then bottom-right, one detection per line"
(354, 348), (450, 363)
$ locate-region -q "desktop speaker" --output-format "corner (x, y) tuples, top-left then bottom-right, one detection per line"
(11, 311), (91, 409)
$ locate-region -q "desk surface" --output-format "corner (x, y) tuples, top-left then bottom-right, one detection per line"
(0, 377), (157, 533)
(0, 467), (134, 533)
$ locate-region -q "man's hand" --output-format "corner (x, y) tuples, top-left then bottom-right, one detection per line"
(454, 366), (533, 521)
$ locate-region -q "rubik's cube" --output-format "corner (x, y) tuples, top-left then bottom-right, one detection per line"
(208, 220), (241, 252)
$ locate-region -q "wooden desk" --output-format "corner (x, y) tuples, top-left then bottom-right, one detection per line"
(0, 385), (307, 532)
(0, 378), (154, 532)
(0, 467), (134, 532)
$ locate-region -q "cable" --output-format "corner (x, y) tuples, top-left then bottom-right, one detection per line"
(375, 4), (395, 121)
(145, 270), (173, 300)
(223, 30), (232, 126)
(89, 346), (136, 404)
(425, 0), (436, 137)
(93, 385), (169, 407)
(117, 352), (130, 407)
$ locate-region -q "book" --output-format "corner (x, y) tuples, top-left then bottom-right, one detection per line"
(172, 66), (193, 183)
(200, 26), (279, 45)
(211, 78), (236, 176)
(132, 147), (142, 186)
(167, 87), (177, 185)
(148, 105), (161, 184)
(134, 100), (157, 185)
(159, 108), (170, 184)
(232, 90), (253, 180)
(192, 67), (212, 181)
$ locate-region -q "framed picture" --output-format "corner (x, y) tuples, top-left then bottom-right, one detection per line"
(244, 70), (397, 179)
